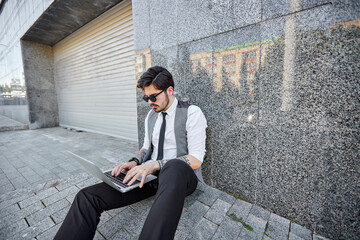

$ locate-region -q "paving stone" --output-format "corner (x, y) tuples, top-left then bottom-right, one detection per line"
(41, 185), (78, 206)
(184, 188), (204, 208)
(19, 187), (58, 208)
(36, 224), (61, 240)
(0, 189), (34, 208)
(174, 220), (191, 240)
(186, 217), (218, 240)
(238, 214), (267, 240)
(268, 213), (291, 232)
(99, 211), (113, 226)
(19, 200), (45, 218)
(196, 182), (210, 192)
(0, 177), (12, 187)
(94, 230), (106, 240)
(111, 228), (135, 240)
(65, 192), (78, 204)
(289, 232), (307, 240)
(212, 215), (242, 240)
(0, 203), (20, 218)
(51, 205), (70, 224)
(218, 191), (237, 205)
(54, 174), (89, 191)
(124, 211), (148, 238)
(0, 218), (28, 239)
(265, 224), (289, 240)
(197, 186), (222, 206)
(107, 206), (129, 217)
(24, 174), (43, 184)
(0, 200), (45, 229)
(9, 176), (31, 189)
(11, 216), (55, 239)
(249, 204), (271, 221)
(290, 222), (312, 240)
(0, 183), (15, 194)
(265, 213), (291, 240)
(228, 199), (252, 220)
(129, 195), (155, 214)
(181, 201), (210, 227)
(26, 199), (70, 226)
(263, 235), (272, 240)
(75, 177), (100, 189)
(204, 199), (232, 224)
(313, 234), (331, 240)
(98, 207), (138, 239)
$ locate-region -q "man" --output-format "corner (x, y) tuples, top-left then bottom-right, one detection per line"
(55, 66), (207, 240)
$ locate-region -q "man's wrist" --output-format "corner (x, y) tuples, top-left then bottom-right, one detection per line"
(157, 160), (167, 170)
(128, 157), (140, 165)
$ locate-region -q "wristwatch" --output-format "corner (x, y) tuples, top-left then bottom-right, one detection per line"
(128, 157), (140, 165)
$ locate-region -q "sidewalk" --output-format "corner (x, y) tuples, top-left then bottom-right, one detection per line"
(0, 115), (28, 132)
(0, 127), (330, 240)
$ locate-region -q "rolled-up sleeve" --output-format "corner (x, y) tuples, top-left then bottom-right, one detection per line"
(186, 106), (207, 162)
(142, 110), (152, 149)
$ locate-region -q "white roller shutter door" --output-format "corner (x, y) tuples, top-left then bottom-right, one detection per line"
(53, 0), (138, 141)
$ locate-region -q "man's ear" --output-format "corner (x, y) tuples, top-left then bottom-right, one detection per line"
(167, 86), (174, 96)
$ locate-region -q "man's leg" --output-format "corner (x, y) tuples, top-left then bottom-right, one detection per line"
(139, 159), (198, 240)
(54, 182), (157, 240)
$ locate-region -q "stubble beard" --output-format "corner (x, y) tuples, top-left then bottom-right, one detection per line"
(153, 93), (170, 113)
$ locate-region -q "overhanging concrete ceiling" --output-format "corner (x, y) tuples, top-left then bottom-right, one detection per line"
(22, 0), (124, 46)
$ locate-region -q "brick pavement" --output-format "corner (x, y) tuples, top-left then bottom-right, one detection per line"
(0, 127), (330, 239)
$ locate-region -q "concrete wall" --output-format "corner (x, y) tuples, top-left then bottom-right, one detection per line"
(21, 41), (58, 129)
(0, 105), (29, 124)
(132, 1), (360, 239)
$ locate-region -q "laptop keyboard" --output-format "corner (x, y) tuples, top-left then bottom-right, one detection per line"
(104, 171), (140, 188)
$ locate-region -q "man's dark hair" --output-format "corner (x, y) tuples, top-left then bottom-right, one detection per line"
(137, 66), (174, 90)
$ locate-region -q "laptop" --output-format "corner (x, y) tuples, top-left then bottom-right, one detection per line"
(67, 151), (157, 193)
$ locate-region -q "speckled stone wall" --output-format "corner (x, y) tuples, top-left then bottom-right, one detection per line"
(21, 41), (59, 129)
(133, 1), (360, 239)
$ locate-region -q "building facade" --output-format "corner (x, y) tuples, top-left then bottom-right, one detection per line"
(0, 0), (359, 239)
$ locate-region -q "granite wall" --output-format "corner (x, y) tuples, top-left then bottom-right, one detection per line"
(132, 0), (360, 239)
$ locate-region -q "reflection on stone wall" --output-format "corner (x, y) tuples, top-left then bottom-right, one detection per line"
(133, 0), (360, 237)
(259, 22), (359, 239)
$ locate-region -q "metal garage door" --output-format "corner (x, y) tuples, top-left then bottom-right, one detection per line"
(53, 0), (137, 141)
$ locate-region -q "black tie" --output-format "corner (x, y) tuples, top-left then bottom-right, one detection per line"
(157, 112), (167, 160)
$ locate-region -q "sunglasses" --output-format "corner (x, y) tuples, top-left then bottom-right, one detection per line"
(143, 89), (165, 102)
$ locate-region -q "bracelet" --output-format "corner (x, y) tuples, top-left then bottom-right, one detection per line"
(128, 157), (140, 165)
(157, 159), (167, 170)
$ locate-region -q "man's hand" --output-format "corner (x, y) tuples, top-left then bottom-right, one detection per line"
(111, 161), (137, 177)
(123, 161), (159, 188)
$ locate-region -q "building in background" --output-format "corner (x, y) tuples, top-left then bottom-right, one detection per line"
(0, 0), (359, 239)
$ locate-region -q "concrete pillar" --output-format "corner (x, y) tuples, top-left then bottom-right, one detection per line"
(21, 40), (58, 129)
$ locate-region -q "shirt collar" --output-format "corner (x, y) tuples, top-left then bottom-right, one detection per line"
(162, 97), (177, 117)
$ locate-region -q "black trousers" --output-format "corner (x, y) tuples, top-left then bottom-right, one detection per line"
(54, 159), (198, 240)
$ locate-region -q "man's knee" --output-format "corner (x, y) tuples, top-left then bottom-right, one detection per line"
(158, 159), (198, 196)
(160, 159), (195, 182)
(161, 159), (191, 173)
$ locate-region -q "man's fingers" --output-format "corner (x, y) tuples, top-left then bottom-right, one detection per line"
(112, 165), (120, 176)
(139, 173), (146, 188)
(123, 168), (137, 183)
(115, 165), (125, 177)
(127, 171), (142, 186)
(125, 172), (141, 186)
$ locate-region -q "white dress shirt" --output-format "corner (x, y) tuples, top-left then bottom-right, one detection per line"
(142, 98), (207, 162)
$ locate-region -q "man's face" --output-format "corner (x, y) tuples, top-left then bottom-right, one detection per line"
(143, 84), (172, 112)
